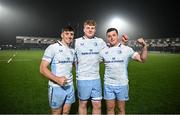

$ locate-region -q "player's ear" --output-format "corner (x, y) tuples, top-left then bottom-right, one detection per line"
(61, 33), (63, 38)
(83, 28), (85, 33)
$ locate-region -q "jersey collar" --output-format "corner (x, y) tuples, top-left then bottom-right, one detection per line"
(57, 40), (62, 46)
(118, 43), (122, 47)
(109, 42), (121, 48)
(82, 36), (95, 39)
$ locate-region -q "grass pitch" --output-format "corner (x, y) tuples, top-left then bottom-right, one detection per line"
(0, 50), (180, 114)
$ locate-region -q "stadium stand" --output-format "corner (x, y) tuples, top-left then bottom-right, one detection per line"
(1, 36), (179, 53)
(127, 37), (180, 53)
(15, 36), (57, 50)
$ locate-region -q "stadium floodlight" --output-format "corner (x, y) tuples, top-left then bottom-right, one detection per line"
(99, 14), (139, 39)
(0, 4), (2, 12)
(100, 16), (134, 38)
(108, 17), (128, 30)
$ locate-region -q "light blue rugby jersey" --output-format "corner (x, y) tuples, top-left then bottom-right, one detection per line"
(100, 43), (138, 86)
(42, 40), (75, 86)
(75, 36), (107, 80)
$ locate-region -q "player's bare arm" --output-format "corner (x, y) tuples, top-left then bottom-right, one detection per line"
(121, 34), (128, 45)
(40, 60), (67, 86)
(133, 38), (148, 62)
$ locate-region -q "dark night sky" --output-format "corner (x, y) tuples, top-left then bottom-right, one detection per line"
(0, 0), (179, 44)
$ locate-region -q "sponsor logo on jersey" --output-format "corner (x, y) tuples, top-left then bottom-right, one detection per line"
(81, 51), (99, 55)
(58, 57), (73, 63)
(58, 60), (73, 63)
(104, 60), (124, 63)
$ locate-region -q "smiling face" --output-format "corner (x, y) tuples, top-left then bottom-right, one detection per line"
(106, 30), (119, 47)
(83, 25), (96, 38)
(61, 31), (74, 45)
(83, 20), (96, 39)
(60, 26), (74, 46)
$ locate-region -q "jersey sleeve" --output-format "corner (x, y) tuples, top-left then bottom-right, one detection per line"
(128, 47), (138, 59)
(99, 49), (104, 62)
(42, 45), (55, 63)
(99, 39), (107, 50)
(71, 49), (77, 62)
(74, 39), (78, 51)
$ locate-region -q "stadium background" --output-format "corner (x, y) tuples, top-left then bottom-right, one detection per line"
(0, 0), (179, 113)
(0, 36), (180, 114)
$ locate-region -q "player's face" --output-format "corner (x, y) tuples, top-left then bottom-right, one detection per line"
(83, 25), (96, 38)
(61, 31), (74, 45)
(107, 30), (119, 46)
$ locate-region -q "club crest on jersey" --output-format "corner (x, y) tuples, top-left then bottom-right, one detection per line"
(94, 42), (97, 46)
(67, 57), (70, 61)
(70, 50), (74, 55)
(105, 51), (108, 54)
(117, 50), (122, 54)
(59, 50), (63, 52)
(112, 57), (116, 60)
(89, 49), (93, 52)
(80, 43), (84, 46)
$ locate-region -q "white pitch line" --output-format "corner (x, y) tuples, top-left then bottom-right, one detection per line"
(7, 52), (17, 63)
(7, 58), (12, 63)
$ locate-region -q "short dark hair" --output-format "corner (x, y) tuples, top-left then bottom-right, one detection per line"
(61, 25), (74, 32)
(106, 28), (118, 34)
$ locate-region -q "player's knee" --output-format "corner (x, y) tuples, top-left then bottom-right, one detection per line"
(117, 106), (125, 114)
(62, 110), (69, 115)
(79, 101), (87, 108)
(92, 101), (101, 110)
(63, 107), (70, 115)
(107, 104), (115, 111)
(107, 107), (114, 112)
(51, 108), (61, 115)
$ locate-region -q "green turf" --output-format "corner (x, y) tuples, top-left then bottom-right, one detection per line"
(0, 50), (180, 114)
